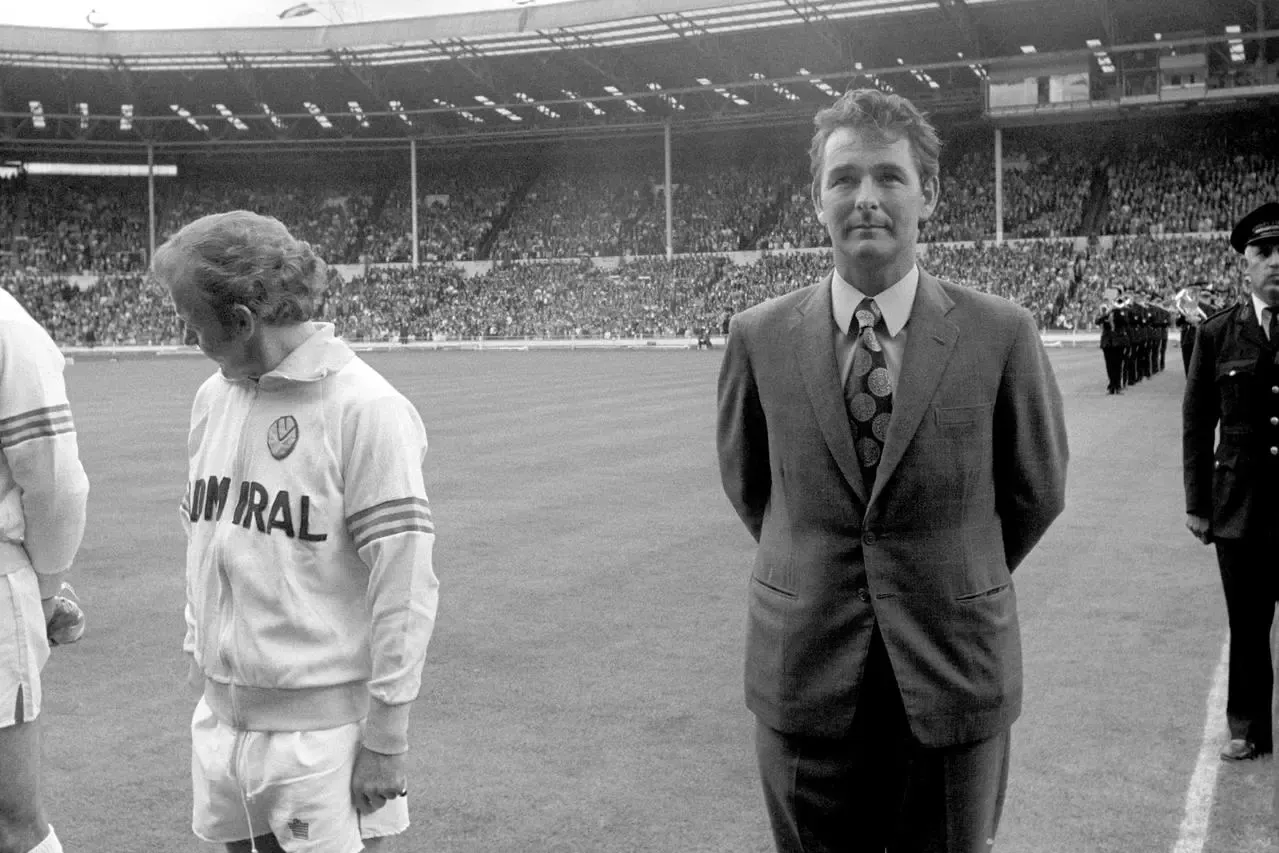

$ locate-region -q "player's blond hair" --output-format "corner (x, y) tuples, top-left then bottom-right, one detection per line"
(151, 210), (328, 326)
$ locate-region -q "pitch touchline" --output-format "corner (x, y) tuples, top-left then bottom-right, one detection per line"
(1171, 636), (1230, 853)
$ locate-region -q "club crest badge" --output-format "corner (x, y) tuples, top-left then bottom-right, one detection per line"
(267, 415), (300, 460)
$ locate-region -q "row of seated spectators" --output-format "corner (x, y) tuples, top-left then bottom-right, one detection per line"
(3, 112), (1276, 272)
(3, 236), (1240, 347)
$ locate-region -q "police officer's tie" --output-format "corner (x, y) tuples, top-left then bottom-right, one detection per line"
(845, 297), (894, 482)
(1269, 307), (1278, 346)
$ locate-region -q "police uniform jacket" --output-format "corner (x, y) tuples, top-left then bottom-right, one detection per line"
(1097, 307), (1118, 348)
(1184, 300), (1279, 539)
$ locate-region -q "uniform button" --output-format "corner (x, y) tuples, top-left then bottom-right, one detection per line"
(862, 532), (876, 545)
(1272, 447), (1278, 456)
(1272, 386), (1279, 394)
(1230, 370), (1238, 376)
(1271, 417), (1278, 426)
(856, 587), (871, 602)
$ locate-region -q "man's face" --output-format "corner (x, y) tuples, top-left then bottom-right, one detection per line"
(1242, 239), (1279, 307)
(167, 274), (255, 379)
(812, 126), (938, 281)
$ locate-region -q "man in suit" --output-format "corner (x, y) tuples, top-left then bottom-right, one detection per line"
(716, 88), (1069, 853)
(1184, 201), (1279, 762)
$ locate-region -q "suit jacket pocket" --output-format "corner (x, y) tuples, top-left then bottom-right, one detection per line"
(752, 574), (798, 600)
(934, 402), (994, 429)
(955, 582), (1011, 603)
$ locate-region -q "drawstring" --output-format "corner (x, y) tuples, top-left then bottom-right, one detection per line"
(231, 730), (258, 853)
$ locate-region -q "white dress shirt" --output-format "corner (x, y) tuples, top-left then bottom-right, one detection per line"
(1252, 292), (1278, 340)
(831, 265), (919, 390)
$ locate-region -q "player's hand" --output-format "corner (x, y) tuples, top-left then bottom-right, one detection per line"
(1186, 514), (1213, 545)
(351, 746), (408, 815)
(43, 583), (85, 646)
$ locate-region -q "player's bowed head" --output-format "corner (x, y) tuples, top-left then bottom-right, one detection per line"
(149, 211), (330, 380)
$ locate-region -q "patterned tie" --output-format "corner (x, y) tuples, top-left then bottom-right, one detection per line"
(845, 297), (894, 478)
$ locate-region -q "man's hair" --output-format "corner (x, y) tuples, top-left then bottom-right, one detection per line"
(809, 88), (942, 196)
(151, 210), (328, 325)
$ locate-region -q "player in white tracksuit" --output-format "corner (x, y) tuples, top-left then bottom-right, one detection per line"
(0, 288), (90, 853)
(154, 211), (438, 853)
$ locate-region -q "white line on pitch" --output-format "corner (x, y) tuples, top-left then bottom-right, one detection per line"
(1171, 636), (1230, 853)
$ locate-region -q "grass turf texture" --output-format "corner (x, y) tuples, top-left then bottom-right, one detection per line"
(35, 347), (1263, 852)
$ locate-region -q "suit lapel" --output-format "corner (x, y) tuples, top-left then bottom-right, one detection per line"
(870, 271), (958, 506)
(794, 277), (868, 504)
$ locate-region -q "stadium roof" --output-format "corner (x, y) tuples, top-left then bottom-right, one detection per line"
(0, 0), (1272, 154)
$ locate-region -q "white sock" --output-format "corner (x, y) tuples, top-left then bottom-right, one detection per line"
(28, 826), (62, 853)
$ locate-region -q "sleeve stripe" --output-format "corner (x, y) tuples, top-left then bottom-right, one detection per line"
(1, 419), (76, 448)
(354, 521), (435, 551)
(348, 508), (432, 539)
(347, 496), (430, 526)
(0, 404), (72, 430)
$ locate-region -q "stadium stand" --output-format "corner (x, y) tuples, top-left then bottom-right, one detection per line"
(0, 111), (1269, 347)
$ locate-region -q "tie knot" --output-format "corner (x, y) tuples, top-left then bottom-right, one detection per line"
(854, 298), (882, 333)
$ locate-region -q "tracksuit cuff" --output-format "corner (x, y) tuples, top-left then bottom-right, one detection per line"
(37, 570), (69, 600)
(363, 699), (411, 754)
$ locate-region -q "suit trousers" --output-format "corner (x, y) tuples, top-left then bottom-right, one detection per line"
(1215, 536), (1278, 750)
(755, 629), (1011, 853)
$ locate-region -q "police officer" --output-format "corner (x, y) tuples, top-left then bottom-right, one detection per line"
(1184, 201), (1279, 762)
(1097, 293), (1125, 394)
(1176, 282), (1213, 376)
(1115, 291), (1135, 388)
(1152, 292), (1171, 374)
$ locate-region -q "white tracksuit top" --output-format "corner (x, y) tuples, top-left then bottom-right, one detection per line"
(182, 324), (437, 754)
(0, 288), (89, 597)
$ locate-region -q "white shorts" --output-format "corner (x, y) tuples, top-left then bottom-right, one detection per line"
(0, 568), (49, 727)
(191, 697), (410, 852)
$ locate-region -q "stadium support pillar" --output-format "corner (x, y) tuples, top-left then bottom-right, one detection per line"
(410, 138), (420, 268)
(1258, 0), (1268, 65)
(994, 127), (1004, 245)
(147, 143), (156, 263)
(664, 120), (673, 261)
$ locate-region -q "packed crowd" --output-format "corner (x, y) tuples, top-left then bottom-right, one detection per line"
(4, 112), (1277, 276)
(1102, 114), (1279, 236)
(2, 233), (1241, 347)
(3, 110), (1276, 346)
(0, 270), (173, 346)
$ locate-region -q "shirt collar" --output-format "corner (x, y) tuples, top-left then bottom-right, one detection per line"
(831, 265), (919, 337)
(1252, 292), (1275, 328)
(222, 323), (355, 389)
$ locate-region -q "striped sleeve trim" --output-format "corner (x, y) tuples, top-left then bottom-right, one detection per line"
(0, 404), (75, 448)
(347, 497), (434, 550)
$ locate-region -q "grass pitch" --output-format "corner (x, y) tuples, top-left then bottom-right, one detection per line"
(38, 346), (1260, 852)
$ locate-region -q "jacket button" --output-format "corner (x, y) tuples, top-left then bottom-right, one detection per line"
(1272, 386), (1279, 394)
(1272, 417), (1278, 426)
(1230, 370), (1238, 376)
(856, 587), (871, 602)
(1272, 447), (1278, 456)
(862, 532), (876, 545)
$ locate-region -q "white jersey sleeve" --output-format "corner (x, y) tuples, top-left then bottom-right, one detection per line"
(343, 392), (437, 755)
(0, 301), (90, 598)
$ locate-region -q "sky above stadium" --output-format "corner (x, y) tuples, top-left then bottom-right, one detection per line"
(1, 0), (569, 30)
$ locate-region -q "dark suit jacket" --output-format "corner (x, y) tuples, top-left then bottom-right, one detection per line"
(716, 269), (1069, 747)
(1184, 300), (1279, 539)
